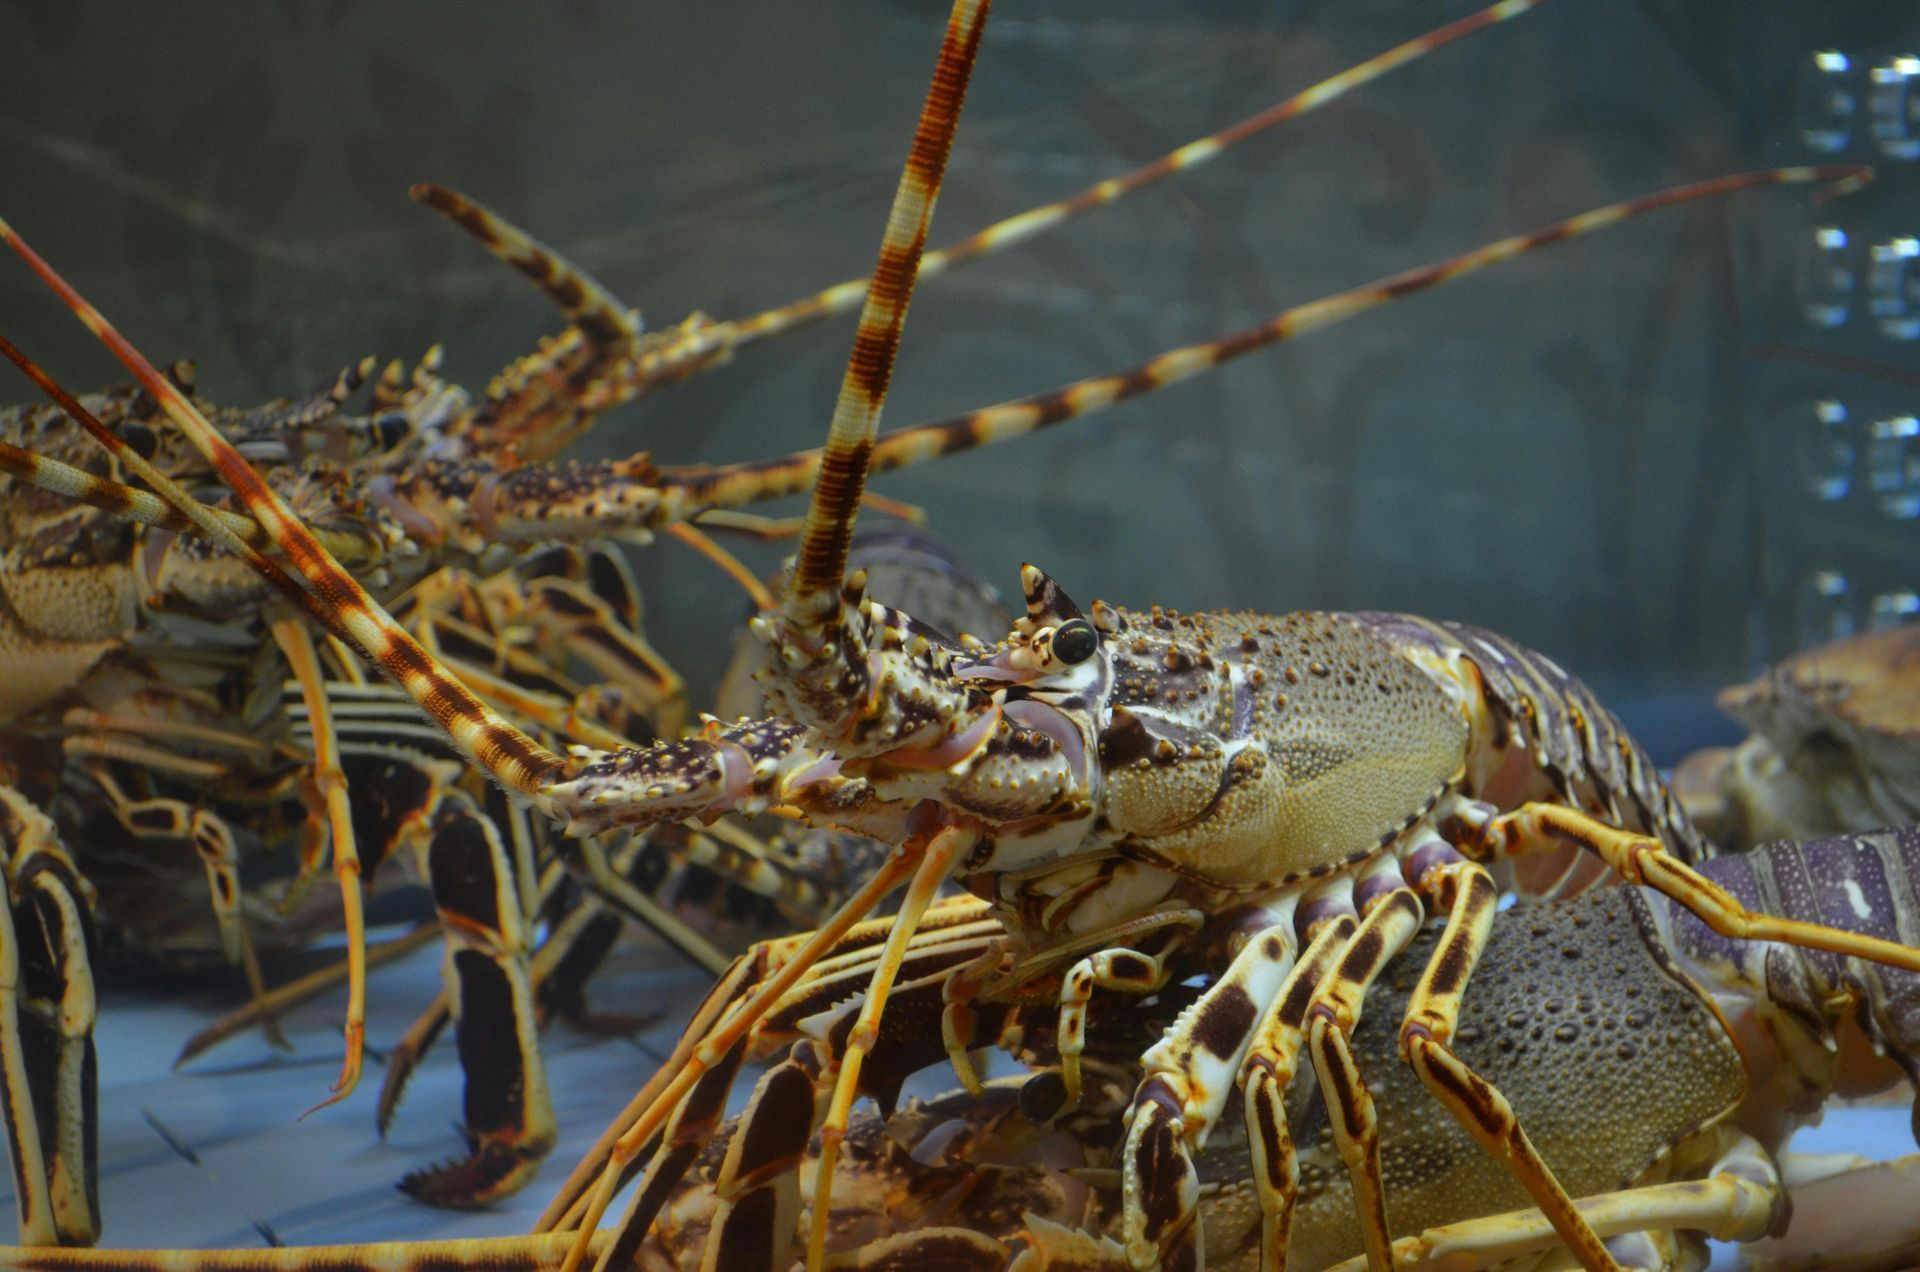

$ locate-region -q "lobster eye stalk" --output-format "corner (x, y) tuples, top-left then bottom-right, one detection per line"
(1051, 618), (1099, 665)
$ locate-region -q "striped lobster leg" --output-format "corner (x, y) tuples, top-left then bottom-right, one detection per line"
(399, 788), (556, 1207)
(0, 784), (98, 1248)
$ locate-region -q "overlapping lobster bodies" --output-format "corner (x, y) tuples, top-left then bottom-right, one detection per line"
(7, 1), (1917, 1265)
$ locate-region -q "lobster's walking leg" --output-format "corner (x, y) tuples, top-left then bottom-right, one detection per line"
(78, 767), (248, 967)
(1116, 907), (1302, 1272)
(379, 834), (668, 1137)
(0, 784), (98, 1247)
(1240, 915), (1359, 1272)
(1303, 880), (1431, 1272)
(596, 1036), (751, 1272)
(806, 823), (975, 1269)
(400, 790), (556, 1206)
(533, 931), (792, 1234)
(269, 617), (370, 1108)
(176, 923), (438, 1070)
(1396, 855), (1622, 1271)
(1323, 1128), (1783, 1272)
(1056, 946), (1173, 1104)
(518, 574), (685, 737)
(558, 835), (729, 977)
(1485, 804), (1920, 973)
(698, 1050), (819, 1272)
(562, 845), (925, 1267)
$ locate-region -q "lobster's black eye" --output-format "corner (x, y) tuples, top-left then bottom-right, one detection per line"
(1052, 619), (1099, 665)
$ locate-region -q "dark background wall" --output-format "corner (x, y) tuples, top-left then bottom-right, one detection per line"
(4, 1), (1916, 758)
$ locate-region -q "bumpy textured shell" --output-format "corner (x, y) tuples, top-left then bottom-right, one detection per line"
(1221, 887), (1745, 1271)
(1096, 608), (1468, 888)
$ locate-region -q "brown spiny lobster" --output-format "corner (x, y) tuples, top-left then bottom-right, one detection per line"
(642, 826), (1920, 1271)
(3, 0), (1804, 1232)
(0, 3), (1563, 1222)
(0, 3), (1896, 1268)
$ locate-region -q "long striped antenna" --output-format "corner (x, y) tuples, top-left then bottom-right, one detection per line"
(548, 7), (995, 1271)
(652, 164), (1876, 512)
(780, 0), (990, 631)
(0, 218), (567, 799)
(408, 1), (1545, 450)
(0, 434), (263, 544)
(716, 0), (1543, 356)
(7, 164), (1871, 580)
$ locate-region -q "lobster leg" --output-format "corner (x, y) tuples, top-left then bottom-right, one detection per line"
(78, 766), (247, 967)
(1483, 804), (1920, 974)
(552, 834), (730, 977)
(556, 845), (925, 1262)
(1322, 1127), (1783, 1272)
(399, 789), (556, 1207)
(553, 889), (1003, 1263)
(1055, 946), (1172, 1106)
(269, 617), (370, 1109)
(378, 833), (675, 1136)
(0, 784), (98, 1248)
(518, 575), (685, 738)
(1240, 916), (1359, 1272)
(173, 923), (439, 1071)
(534, 924), (790, 1234)
(1302, 875), (1432, 1272)
(696, 1049), (819, 1272)
(802, 823), (975, 1269)
(1115, 905), (1301, 1272)
(1396, 855), (1622, 1271)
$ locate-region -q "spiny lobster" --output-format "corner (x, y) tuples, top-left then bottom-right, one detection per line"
(0, 3), (1574, 1223)
(2, 0), (1772, 1232)
(0, 3), (1897, 1269)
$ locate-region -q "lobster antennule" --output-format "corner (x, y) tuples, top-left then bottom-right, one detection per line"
(0, 216), (567, 799)
(410, 183), (653, 465)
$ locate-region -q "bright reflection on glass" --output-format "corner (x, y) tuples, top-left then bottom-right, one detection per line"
(1798, 50), (1858, 152)
(1795, 397), (1854, 501)
(1870, 55), (1920, 159)
(1797, 225), (1855, 327)
(1870, 237), (1920, 339)
(1870, 590), (1920, 631)
(1869, 415), (1920, 518)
